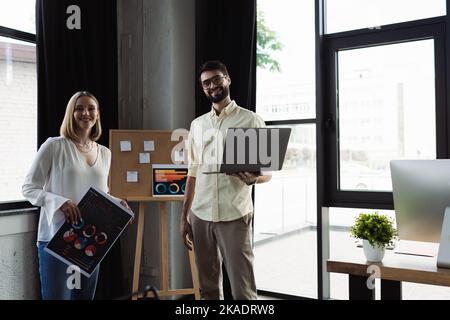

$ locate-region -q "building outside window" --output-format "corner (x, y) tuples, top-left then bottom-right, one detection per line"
(0, 0), (37, 204)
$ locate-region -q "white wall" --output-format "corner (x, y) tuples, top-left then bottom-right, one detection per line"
(0, 211), (40, 299)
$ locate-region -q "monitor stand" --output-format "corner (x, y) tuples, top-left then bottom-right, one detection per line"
(437, 208), (450, 268)
(394, 240), (438, 257)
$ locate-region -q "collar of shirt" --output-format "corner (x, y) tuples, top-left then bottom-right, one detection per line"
(210, 100), (237, 119)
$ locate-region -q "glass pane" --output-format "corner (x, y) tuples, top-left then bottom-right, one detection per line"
(338, 40), (436, 192)
(328, 207), (450, 300)
(256, 0), (315, 121)
(0, 0), (36, 34)
(254, 124), (317, 298)
(326, 0), (446, 34)
(0, 36), (37, 202)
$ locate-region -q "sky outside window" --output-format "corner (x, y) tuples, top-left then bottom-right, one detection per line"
(0, 0), (36, 34)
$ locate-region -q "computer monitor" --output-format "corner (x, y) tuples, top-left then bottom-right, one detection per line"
(390, 159), (450, 244)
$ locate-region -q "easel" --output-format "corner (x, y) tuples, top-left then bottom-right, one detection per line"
(127, 196), (200, 300)
(108, 130), (198, 299)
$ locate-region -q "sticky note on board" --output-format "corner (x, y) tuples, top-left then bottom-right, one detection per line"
(144, 140), (155, 152)
(120, 141), (132, 152)
(139, 153), (150, 164)
(126, 171), (138, 182)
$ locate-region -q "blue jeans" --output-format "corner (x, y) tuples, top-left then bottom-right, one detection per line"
(37, 241), (99, 300)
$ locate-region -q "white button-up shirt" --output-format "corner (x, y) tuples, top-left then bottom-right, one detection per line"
(187, 100), (266, 222)
(22, 137), (111, 242)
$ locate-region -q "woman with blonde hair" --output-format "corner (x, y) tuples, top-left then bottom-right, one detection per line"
(22, 91), (112, 300)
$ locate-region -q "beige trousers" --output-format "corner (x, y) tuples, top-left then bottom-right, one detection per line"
(190, 212), (257, 300)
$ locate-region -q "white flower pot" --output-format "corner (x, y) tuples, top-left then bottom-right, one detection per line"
(362, 239), (385, 262)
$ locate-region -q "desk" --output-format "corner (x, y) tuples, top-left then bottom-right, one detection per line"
(327, 247), (450, 300)
(127, 197), (200, 300)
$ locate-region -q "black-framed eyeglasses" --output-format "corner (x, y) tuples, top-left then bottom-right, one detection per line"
(200, 75), (227, 89)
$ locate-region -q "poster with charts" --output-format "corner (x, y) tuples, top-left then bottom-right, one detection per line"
(152, 164), (188, 197)
(45, 187), (134, 277)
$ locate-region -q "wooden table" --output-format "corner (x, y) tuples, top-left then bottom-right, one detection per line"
(327, 245), (450, 300)
(127, 196), (200, 300)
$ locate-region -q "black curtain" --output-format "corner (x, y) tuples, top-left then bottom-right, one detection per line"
(36, 0), (117, 147)
(196, 0), (257, 115)
(195, 0), (257, 300)
(36, 0), (122, 299)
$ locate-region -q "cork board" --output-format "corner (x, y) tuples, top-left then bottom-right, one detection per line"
(109, 129), (187, 198)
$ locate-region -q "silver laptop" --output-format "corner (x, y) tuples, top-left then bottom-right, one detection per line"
(202, 127), (291, 174)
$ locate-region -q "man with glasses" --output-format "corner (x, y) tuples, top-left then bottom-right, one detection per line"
(180, 60), (271, 300)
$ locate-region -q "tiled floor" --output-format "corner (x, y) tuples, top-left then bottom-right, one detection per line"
(254, 227), (317, 299)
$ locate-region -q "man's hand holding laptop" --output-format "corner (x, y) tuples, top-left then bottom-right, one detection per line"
(227, 171), (272, 185)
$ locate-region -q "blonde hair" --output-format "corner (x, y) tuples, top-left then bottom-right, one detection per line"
(60, 91), (102, 142)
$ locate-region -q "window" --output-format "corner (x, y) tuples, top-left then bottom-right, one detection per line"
(0, 2), (37, 204)
(326, 0), (446, 34)
(324, 22), (445, 207)
(0, 0), (36, 34)
(254, 124), (317, 297)
(255, 0), (317, 298)
(257, 0), (315, 121)
(321, 0), (450, 300)
(338, 40), (436, 192)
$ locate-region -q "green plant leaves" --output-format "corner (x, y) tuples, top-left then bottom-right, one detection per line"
(350, 212), (398, 248)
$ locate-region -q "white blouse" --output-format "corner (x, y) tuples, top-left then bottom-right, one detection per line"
(22, 136), (111, 242)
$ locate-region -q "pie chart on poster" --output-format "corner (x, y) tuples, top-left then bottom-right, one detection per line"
(95, 232), (108, 245)
(82, 224), (96, 238)
(63, 229), (77, 243)
(74, 237), (88, 250)
(85, 245), (96, 257)
(72, 220), (85, 230)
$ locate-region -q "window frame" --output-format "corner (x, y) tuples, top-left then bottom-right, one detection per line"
(316, 1), (450, 300)
(324, 0), (447, 35)
(0, 25), (35, 43)
(322, 17), (447, 209)
(0, 16), (37, 211)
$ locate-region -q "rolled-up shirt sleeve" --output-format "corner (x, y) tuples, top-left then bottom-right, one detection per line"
(254, 114), (267, 128)
(22, 138), (69, 226)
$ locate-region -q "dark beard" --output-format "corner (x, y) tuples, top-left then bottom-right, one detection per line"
(206, 86), (229, 103)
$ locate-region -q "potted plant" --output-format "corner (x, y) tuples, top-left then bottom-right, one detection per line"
(350, 212), (398, 262)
